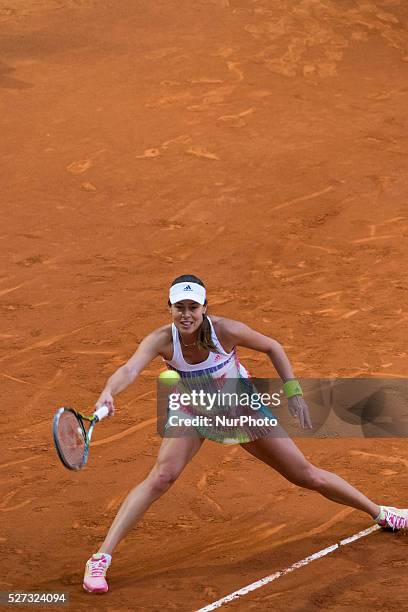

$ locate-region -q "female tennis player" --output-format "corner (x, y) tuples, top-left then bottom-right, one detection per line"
(83, 274), (408, 593)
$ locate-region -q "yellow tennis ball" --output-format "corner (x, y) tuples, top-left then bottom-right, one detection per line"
(159, 370), (181, 385)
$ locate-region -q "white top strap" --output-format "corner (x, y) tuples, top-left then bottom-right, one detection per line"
(171, 321), (184, 363)
(206, 316), (231, 356)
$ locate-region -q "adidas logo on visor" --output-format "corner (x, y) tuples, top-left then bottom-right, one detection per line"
(183, 285), (193, 291)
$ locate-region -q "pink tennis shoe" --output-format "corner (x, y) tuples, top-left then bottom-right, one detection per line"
(83, 552), (111, 593)
(376, 506), (408, 531)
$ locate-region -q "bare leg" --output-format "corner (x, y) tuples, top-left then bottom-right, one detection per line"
(241, 431), (380, 519)
(98, 431), (204, 555)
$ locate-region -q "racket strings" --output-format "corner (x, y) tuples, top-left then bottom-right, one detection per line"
(56, 411), (86, 468)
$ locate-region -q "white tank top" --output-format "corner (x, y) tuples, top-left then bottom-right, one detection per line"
(161, 317), (278, 444)
(164, 316), (249, 379)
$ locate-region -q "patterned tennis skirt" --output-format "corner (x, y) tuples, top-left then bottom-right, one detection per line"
(163, 367), (279, 445)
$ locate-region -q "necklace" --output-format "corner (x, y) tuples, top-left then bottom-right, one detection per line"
(179, 332), (197, 348)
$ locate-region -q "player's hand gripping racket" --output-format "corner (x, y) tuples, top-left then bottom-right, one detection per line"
(52, 405), (110, 470)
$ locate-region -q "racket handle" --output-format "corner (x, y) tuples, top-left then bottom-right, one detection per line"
(94, 404), (110, 421)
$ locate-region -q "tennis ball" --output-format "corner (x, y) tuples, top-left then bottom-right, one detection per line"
(159, 370), (181, 385)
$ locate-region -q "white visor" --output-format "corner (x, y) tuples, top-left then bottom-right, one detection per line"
(169, 282), (206, 305)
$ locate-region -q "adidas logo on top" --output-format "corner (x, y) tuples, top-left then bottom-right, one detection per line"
(183, 285), (193, 291)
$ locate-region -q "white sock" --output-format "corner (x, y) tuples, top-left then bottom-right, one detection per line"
(375, 506), (384, 521)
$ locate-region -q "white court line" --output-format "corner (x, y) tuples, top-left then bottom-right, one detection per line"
(196, 524), (381, 611)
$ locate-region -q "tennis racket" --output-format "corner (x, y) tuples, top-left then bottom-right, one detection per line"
(52, 404), (110, 470)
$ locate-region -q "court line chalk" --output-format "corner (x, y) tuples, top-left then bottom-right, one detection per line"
(0, 456), (38, 470)
(196, 524), (380, 611)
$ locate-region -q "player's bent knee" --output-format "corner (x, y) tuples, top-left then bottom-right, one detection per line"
(148, 464), (180, 495)
(290, 465), (324, 490)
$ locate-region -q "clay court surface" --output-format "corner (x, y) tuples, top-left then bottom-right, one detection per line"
(1, 0), (408, 609)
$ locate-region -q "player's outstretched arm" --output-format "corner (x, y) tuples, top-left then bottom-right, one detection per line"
(220, 319), (313, 429)
(95, 329), (166, 414)
(220, 319), (295, 380)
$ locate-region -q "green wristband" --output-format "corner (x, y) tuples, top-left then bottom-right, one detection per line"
(283, 380), (303, 398)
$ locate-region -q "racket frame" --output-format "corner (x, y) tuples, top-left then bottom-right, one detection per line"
(52, 405), (109, 470)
